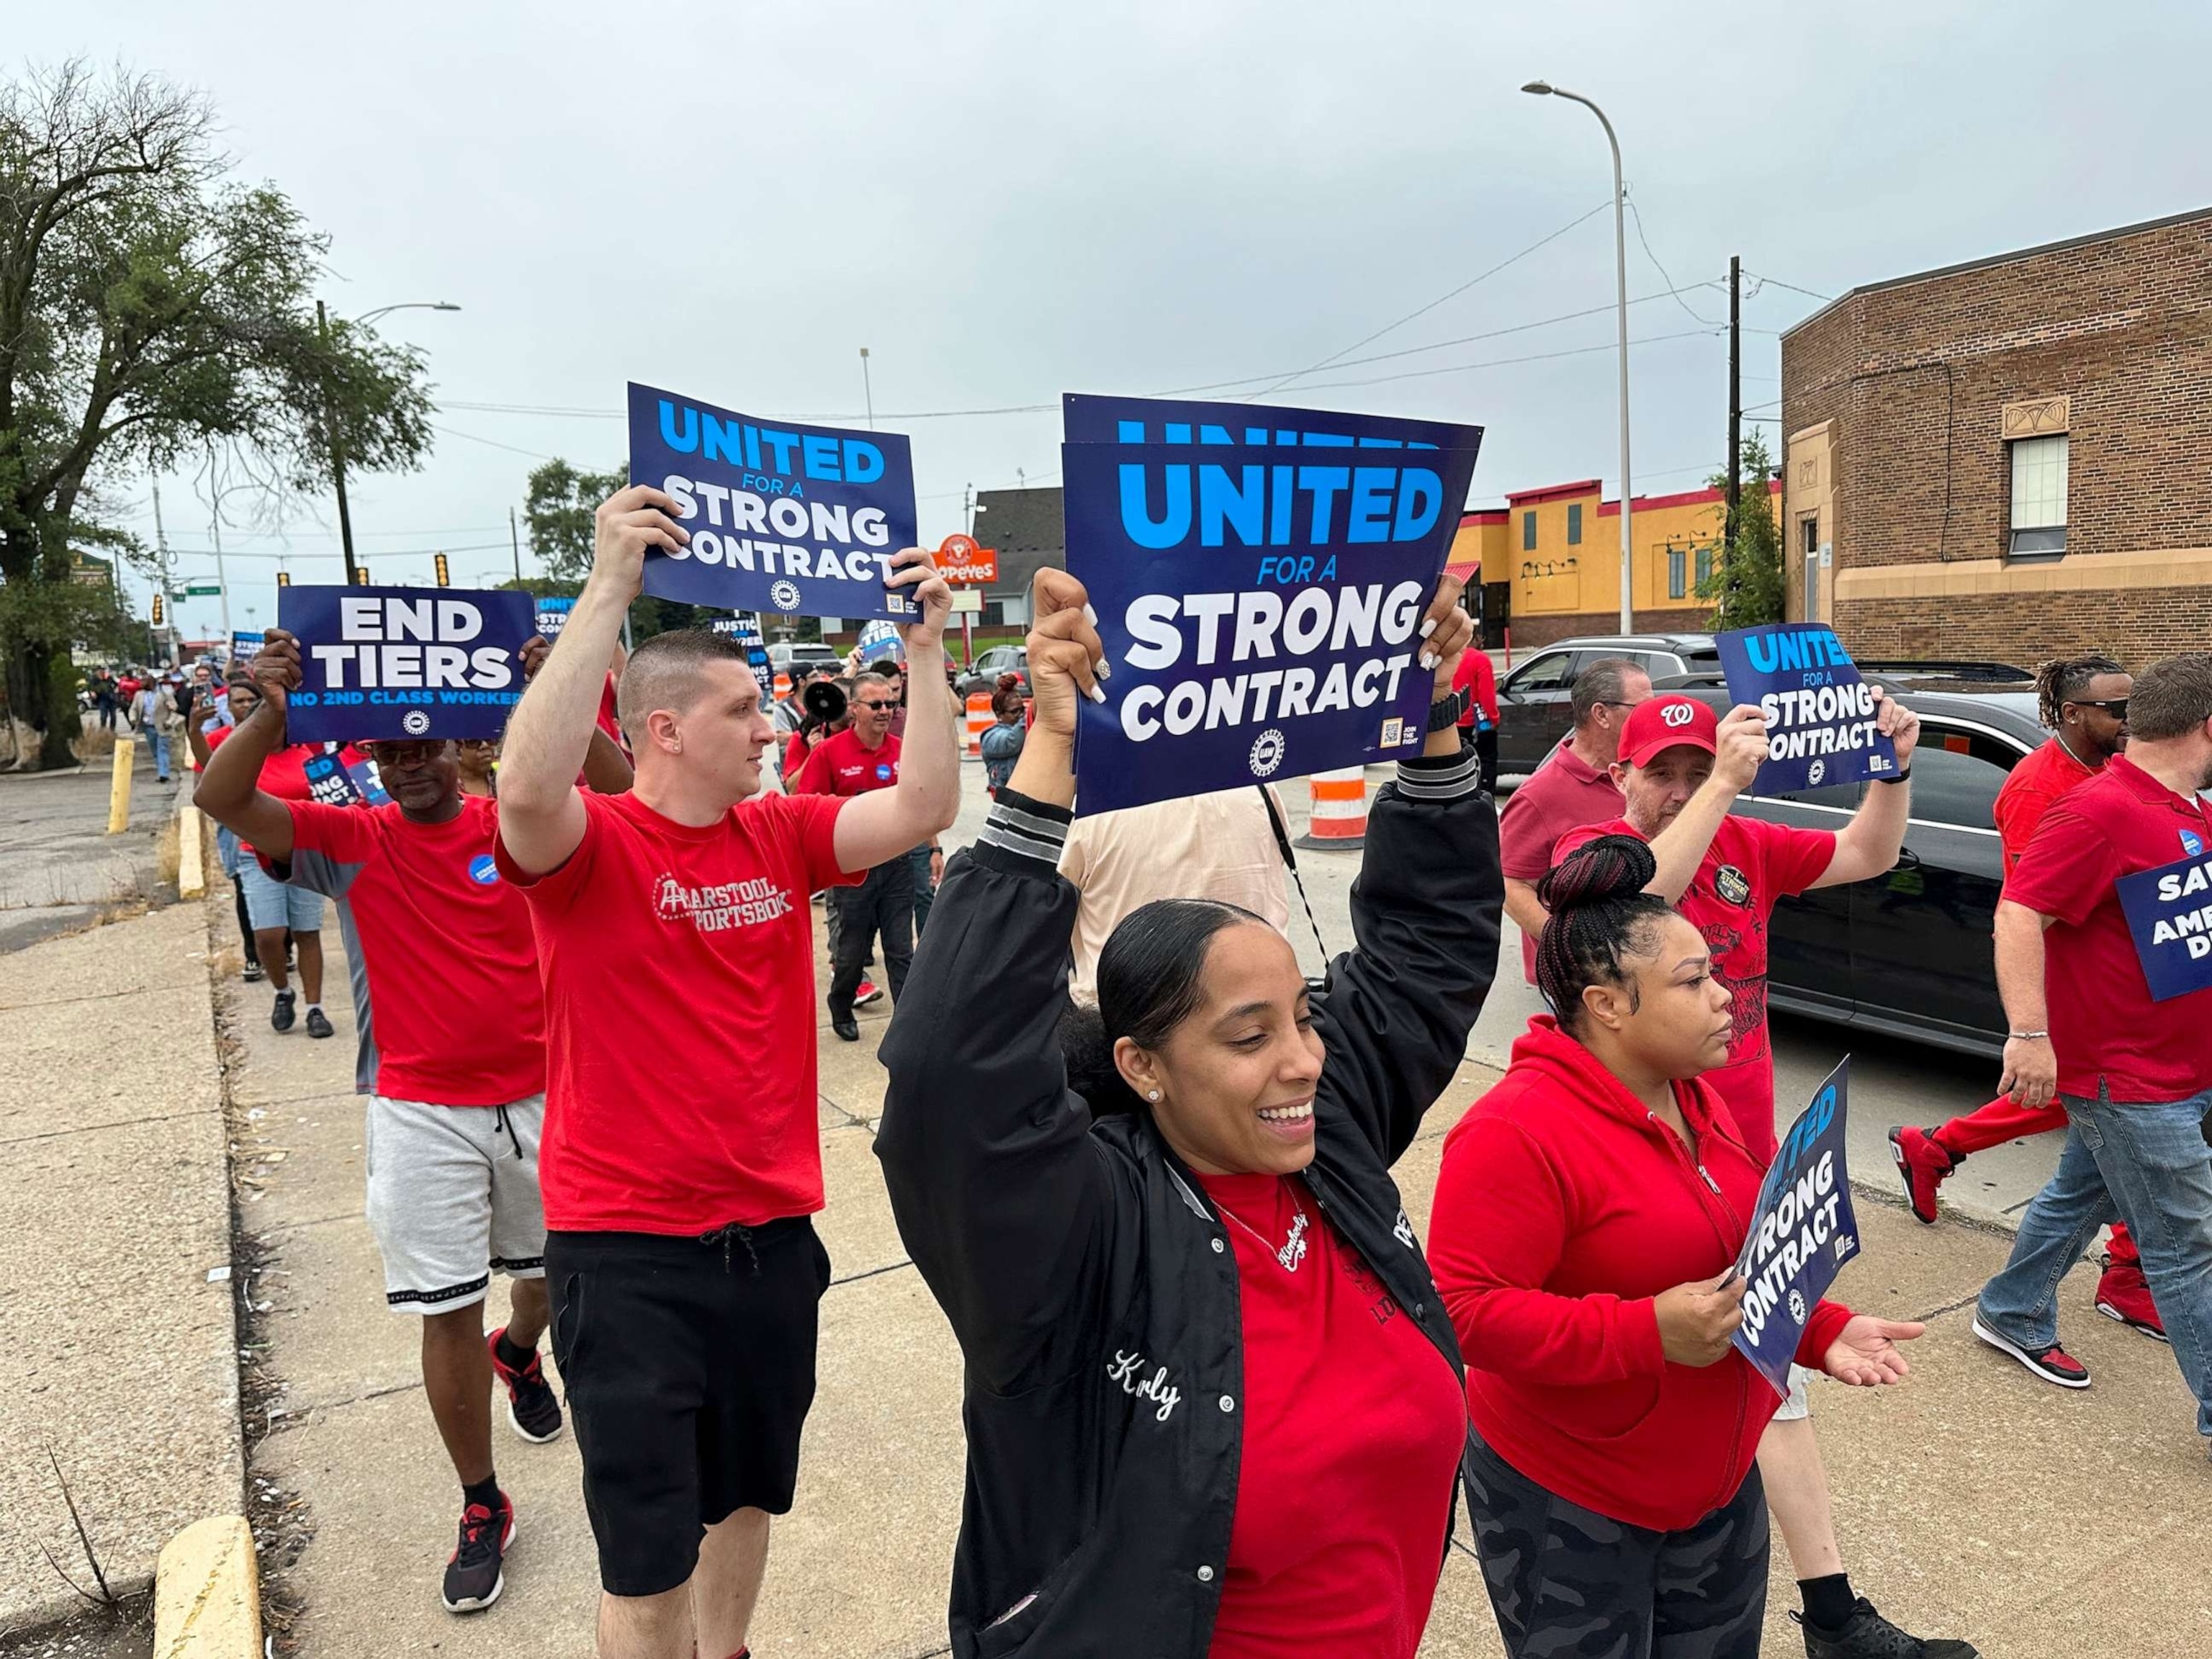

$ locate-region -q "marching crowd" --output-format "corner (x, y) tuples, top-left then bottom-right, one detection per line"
(184, 482), (2212, 1659)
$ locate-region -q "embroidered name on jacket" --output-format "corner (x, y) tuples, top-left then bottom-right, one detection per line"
(1106, 1349), (1182, 1421)
(652, 873), (793, 932)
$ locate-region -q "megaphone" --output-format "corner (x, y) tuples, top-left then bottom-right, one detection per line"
(801, 679), (847, 726)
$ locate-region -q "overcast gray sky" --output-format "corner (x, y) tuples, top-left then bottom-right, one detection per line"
(25, 0), (2212, 638)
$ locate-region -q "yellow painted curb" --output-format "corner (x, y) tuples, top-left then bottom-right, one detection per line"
(153, 1515), (261, 1659)
(179, 801), (208, 900)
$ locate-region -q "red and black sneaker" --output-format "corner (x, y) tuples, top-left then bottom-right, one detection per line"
(1972, 1318), (2091, 1389)
(1888, 1125), (1959, 1226)
(487, 1327), (565, 1444)
(441, 1491), (515, 1613)
(2093, 1260), (2169, 1344)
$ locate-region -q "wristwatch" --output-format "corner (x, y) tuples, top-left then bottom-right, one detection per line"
(1427, 687), (1470, 733)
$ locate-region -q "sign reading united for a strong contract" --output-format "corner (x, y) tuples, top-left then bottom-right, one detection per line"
(1731, 1058), (1861, 1397)
(1716, 624), (1899, 795)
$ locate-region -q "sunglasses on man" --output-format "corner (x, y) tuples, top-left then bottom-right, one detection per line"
(2070, 698), (2128, 718)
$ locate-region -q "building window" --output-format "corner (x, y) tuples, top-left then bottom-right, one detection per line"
(1522, 510), (1537, 551)
(1667, 548), (1687, 600)
(2009, 433), (2068, 555)
(1695, 545), (1715, 590)
(1566, 503), (1583, 545)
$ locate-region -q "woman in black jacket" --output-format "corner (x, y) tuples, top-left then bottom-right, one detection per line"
(876, 570), (1503, 1659)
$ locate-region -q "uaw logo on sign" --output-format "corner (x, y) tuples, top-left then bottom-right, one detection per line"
(402, 710), (431, 736)
(769, 580), (802, 613)
(1249, 728), (1287, 778)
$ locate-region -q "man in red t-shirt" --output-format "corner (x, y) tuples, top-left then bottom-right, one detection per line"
(1498, 657), (1650, 984)
(493, 485), (959, 1659)
(795, 669), (922, 1039)
(1555, 688), (1945, 1658)
(195, 629), (621, 1616)
(1974, 652), (2212, 1439)
(1887, 657), (2162, 1328)
(1452, 644), (1500, 786)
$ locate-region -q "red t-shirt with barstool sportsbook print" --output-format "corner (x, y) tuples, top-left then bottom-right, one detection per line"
(495, 788), (856, 1233)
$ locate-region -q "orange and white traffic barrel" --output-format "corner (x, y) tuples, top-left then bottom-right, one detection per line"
(965, 693), (992, 757)
(773, 671), (793, 703)
(1295, 766), (1368, 850)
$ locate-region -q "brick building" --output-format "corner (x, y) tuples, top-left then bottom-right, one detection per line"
(1780, 204), (2212, 665)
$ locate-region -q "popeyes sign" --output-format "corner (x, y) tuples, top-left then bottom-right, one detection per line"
(935, 534), (999, 586)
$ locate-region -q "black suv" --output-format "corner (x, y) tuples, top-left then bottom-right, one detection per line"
(1661, 671), (2044, 1058)
(1494, 632), (1722, 780)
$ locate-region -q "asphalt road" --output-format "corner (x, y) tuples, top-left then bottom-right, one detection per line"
(943, 755), (2064, 1227)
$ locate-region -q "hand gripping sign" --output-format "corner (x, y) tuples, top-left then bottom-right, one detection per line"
(2117, 842), (2212, 1001)
(1714, 624), (1899, 794)
(627, 382), (918, 624)
(276, 586), (538, 745)
(1730, 1058), (1862, 1398)
(1061, 393), (1483, 817)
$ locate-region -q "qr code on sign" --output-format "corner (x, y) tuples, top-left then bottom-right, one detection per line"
(1380, 717), (1405, 747)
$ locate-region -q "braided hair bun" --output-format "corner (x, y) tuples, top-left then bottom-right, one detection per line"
(1534, 835), (1673, 1032)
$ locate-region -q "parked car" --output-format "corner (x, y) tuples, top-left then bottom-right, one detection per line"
(767, 642), (842, 680)
(1493, 632), (1722, 780)
(1656, 673), (2044, 1058)
(955, 644), (1028, 701)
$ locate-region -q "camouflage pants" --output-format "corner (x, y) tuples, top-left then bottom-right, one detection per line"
(1465, 1435), (1768, 1659)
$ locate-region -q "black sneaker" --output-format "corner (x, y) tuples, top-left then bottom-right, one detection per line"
(1797, 1597), (1978, 1657)
(271, 989), (296, 1033)
(441, 1491), (514, 1613)
(487, 1327), (564, 1444)
(832, 1017), (860, 1042)
(305, 1007), (335, 1040)
(1972, 1318), (2092, 1388)
(242, 960), (265, 984)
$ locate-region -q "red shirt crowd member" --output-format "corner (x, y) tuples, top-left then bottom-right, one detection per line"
(876, 569), (1497, 1658)
(796, 672), (914, 1038)
(1452, 644), (1500, 781)
(1429, 835), (1923, 1658)
(1887, 658), (2161, 1328)
(1497, 657), (1651, 984)
(492, 485), (959, 1659)
(192, 626), (603, 1617)
(1973, 652), (2212, 1435)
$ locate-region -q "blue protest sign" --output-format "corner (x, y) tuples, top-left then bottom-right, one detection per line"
(707, 613), (775, 701)
(626, 382), (917, 623)
(1061, 396), (1482, 817)
(534, 595), (576, 639)
(2116, 850), (2212, 1002)
(276, 585), (536, 745)
(230, 629), (265, 663)
(1715, 624), (1899, 795)
(302, 749), (365, 807)
(1731, 1058), (1861, 1398)
(855, 618), (905, 665)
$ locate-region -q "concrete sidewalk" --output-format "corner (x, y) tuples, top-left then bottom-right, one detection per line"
(218, 855), (2208, 1658)
(0, 902), (242, 1635)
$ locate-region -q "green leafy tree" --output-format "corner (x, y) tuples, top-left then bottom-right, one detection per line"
(0, 62), (433, 766)
(1697, 431), (1784, 629)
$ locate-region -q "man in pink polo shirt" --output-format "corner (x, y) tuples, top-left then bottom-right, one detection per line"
(1496, 657), (1650, 984)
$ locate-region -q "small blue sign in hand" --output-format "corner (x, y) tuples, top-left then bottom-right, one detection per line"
(1714, 624), (1899, 795)
(1730, 1057), (1862, 1398)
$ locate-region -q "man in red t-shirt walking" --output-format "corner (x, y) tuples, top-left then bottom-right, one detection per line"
(794, 668), (926, 1040)
(494, 485), (958, 1659)
(1451, 641), (1500, 785)
(1555, 692), (1966, 1659)
(1888, 656), (2163, 1331)
(1974, 653), (2212, 1446)
(195, 629), (613, 1616)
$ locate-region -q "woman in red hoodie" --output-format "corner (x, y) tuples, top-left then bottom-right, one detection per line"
(1429, 835), (1923, 1658)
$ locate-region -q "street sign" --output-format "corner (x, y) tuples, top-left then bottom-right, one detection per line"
(185, 583), (223, 597)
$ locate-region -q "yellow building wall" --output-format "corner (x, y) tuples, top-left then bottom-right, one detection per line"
(1504, 483), (1773, 624)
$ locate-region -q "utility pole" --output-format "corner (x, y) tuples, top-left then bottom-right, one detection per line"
(1726, 254), (1742, 561)
(151, 483), (174, 662)
(963, 482), (974, 536)
(316, 301), (359, 577)
(509, 505), (524, 585)
(207, 504), (234, 640)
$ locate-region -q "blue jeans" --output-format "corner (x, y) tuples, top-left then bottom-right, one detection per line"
(907, 844), (937, 940)
(1977, 1085), (2212, 1439)
(145, 728), (171, 778)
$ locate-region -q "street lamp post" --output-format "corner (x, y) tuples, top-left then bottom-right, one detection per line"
(1522, 80), (1634, 634)
(858, 346), (875, 430)
(316, 301), (461, 577)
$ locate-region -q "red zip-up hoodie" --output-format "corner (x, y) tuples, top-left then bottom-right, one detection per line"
(1428, 1016), (1853, 1532)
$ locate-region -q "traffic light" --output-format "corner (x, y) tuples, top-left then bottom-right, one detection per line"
(276, 570), (291, 587)
(353, 565), (370, 585)
(150, 593), (164, 626)
(434, 553), (450, 587)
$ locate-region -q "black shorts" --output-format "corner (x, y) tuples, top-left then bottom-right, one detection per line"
(547, 1217), (832, 1597)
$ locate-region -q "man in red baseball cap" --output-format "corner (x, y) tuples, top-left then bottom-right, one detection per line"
(1552, 688), (1955, 1659)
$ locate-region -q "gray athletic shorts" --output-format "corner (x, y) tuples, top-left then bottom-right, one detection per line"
(363, 1092), (547, 1313)
(1773, 1362), (1814, 1422)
